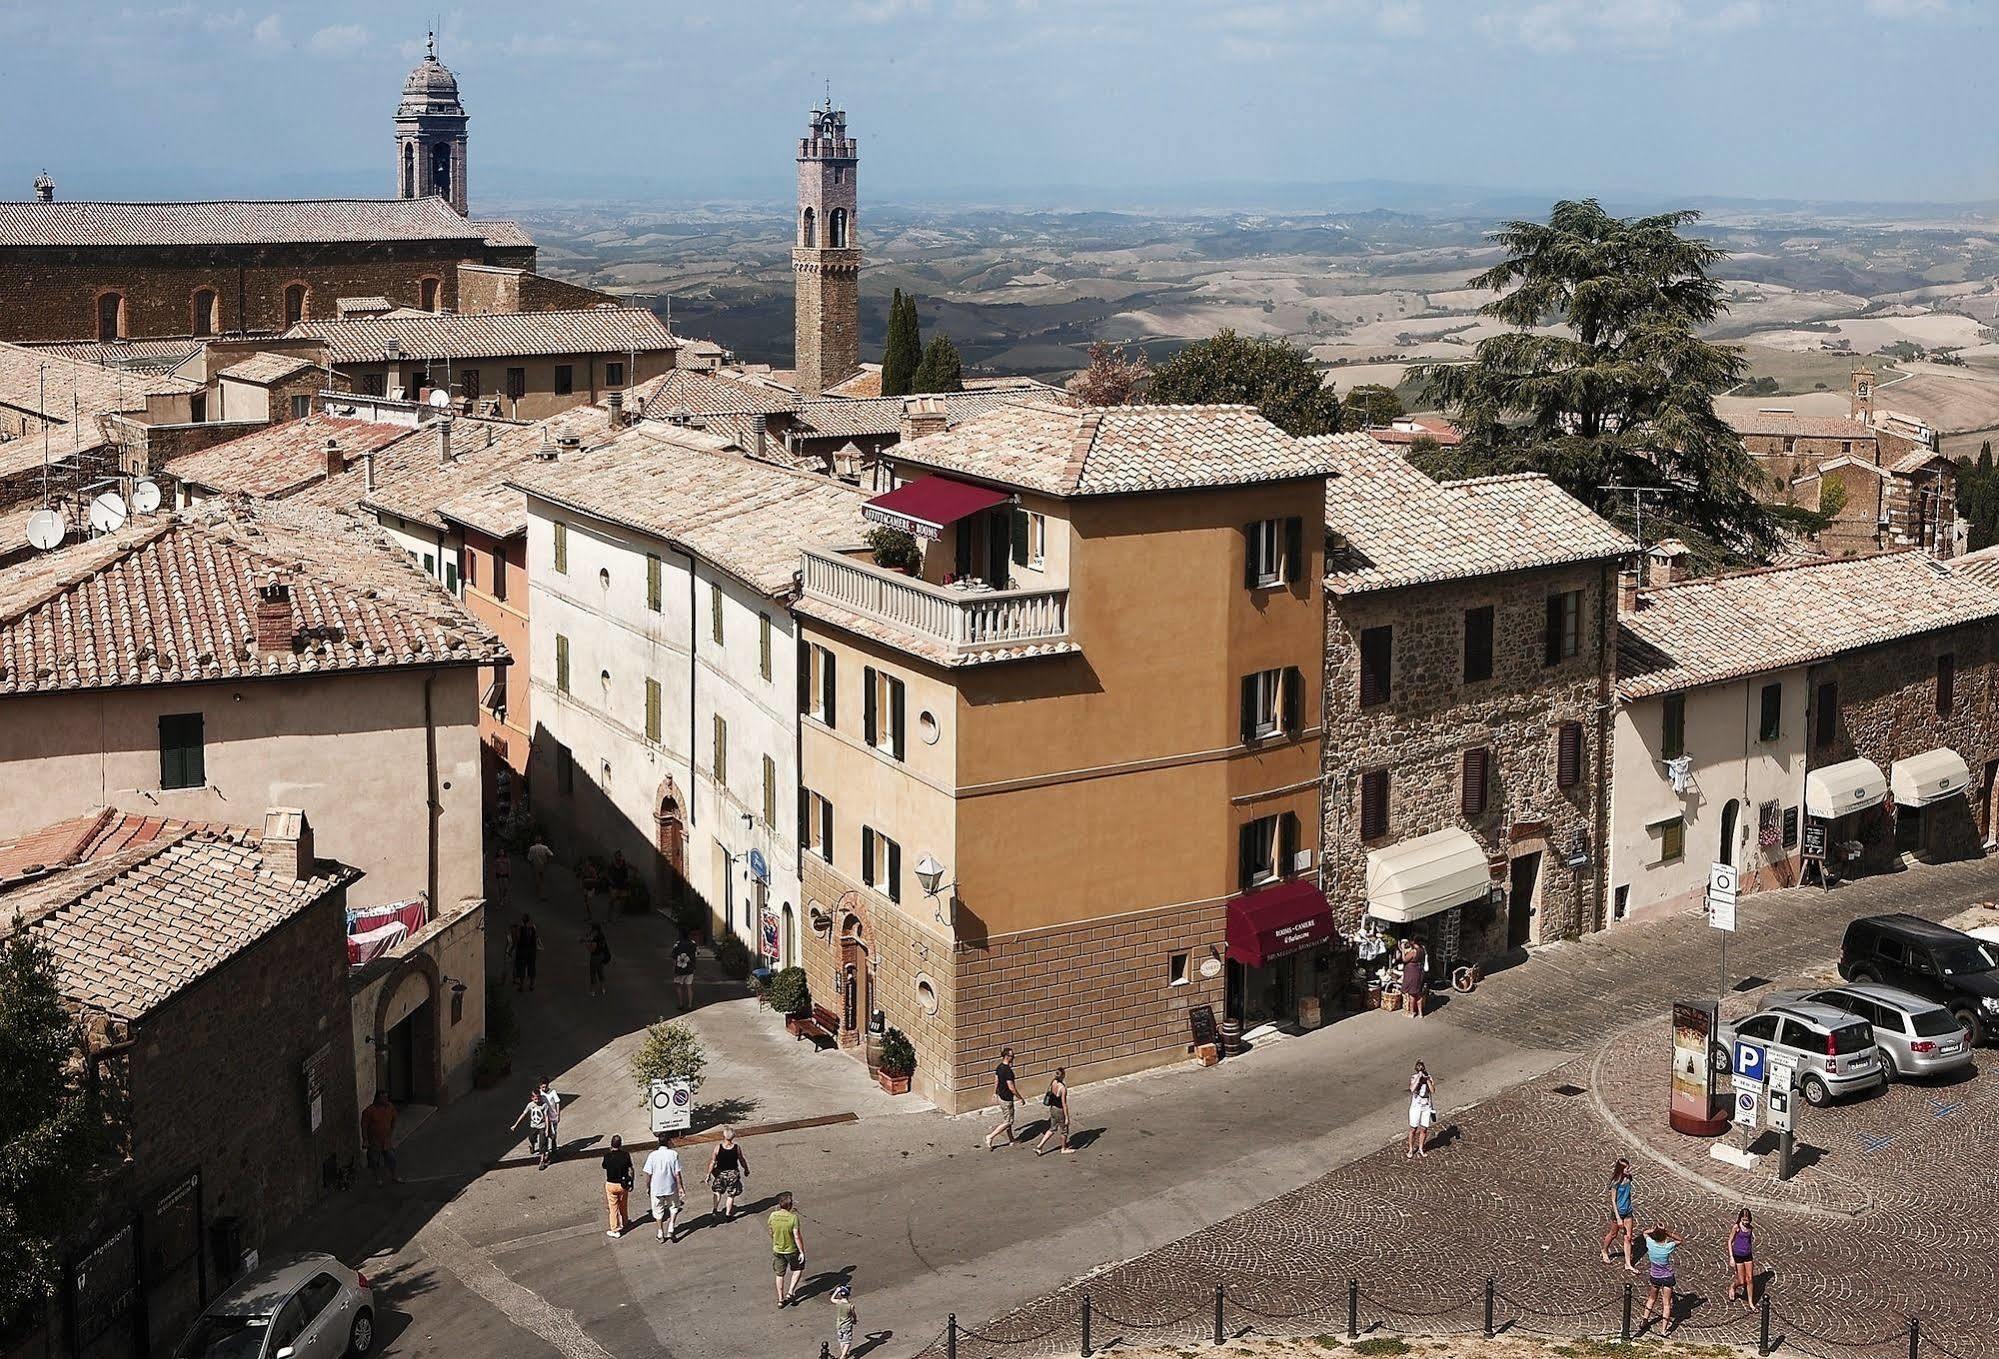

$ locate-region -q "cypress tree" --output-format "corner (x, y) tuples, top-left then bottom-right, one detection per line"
(913, 335), (964, 394)
(881, 290), (922, 397)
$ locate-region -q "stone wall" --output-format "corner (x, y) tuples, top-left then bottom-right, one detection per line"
(1323, 560), (1615, 949)
(792, 249), (860, 398)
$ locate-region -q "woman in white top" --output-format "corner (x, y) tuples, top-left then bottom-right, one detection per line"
(1406, 1061), (1436, 1159)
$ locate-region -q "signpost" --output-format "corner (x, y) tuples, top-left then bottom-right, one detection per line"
(1767, 1051), (1800, 1179)
(1706, 861), (1739, 932)
(1732, 1089), (1761, 1128)
(647, 1078), (693, 1136)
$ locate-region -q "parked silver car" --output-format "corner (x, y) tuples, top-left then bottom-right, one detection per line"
(174, 1253), (374, 1359)
(1781, 983), (1975, 1080)
(1713, 1000), (1887, 1106)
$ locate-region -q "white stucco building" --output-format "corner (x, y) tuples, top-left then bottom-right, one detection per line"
(515, 433), (868, 963)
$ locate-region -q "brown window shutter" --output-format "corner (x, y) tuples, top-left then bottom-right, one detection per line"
(890, 679), (906, 760)
(861, 826), (875, 887)
(1241, 674), (1258, 744)
(1360, 768), (1389, 840)
(1461, 748), (1488, 816)
(1359, 626), (1391, 707)
(1557, 721), (1583, 789)
(1279, 811), (1299, 874)
(798, 788), (810, 850)
(1242, 523), (1260, 588)
(1238, 820), (1257, 891)
(1282, 667), (1304, 735)
(824, 651), (837, 728)
(863, 666), (878, 746)
(1283, 516), (1303, 583)
(797, 644), (811, 715)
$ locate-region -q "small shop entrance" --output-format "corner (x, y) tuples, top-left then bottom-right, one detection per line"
(1508, 853), (1540, 949)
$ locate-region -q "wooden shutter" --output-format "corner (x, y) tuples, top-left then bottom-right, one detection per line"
(1359, 627), (1391, 706)
(1237, 820), (1257, 891)
(553, 521), (568, 574)
(760, 614), (773, 681)
(555, 634), (570, 693)
(863, 666), (878, 747)
(890, 678), (906, 760)
(821, 797), (834, 862)
(1279, 811), (1299, 875)
(713, 714), (727, 786)
(1759, 683), (1782, 742)
(763, 755), (777, 826)
(1282, 667), (1304, 735)
(1556, 720), (1583, 789)
(646, 553), (661, 611)
(1543, 594), (1563, 666)
(798, 787), (811, 852)
(861, 827), (876, 887)
(710, 583), (723, 644)
(1240, 674), (1259, 744)
(1011, 506), (1030, 566)
(798, 644), (812, 717)
(645, 678), (661, 743)
(1360, 768), (1389, 840)
(824, 651), (837, 728)
(1938, 654), (1955, 715)
(1242, 523), (1260, 588)
(1283, 516), (1303, 584)
(887, 839), (902, 903)
(1461, 748), (1489, 816)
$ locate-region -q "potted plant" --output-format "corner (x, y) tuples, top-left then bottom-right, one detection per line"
(766, 967), (811, 1032)
(875, 1027), (916, 1095)
(629, 1018), (709, 1108)
(714, 933), (753, 982)
(866, 527), (922, 574)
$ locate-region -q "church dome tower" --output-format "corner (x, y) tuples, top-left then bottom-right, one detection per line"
(395, 33), (469, 216)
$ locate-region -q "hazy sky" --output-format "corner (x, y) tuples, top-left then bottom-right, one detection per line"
(3, 0), (1993, 209)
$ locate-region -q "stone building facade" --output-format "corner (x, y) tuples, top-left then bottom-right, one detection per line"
(792, 102), (860, 398)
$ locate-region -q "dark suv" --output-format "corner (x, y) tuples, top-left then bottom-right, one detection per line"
(1839, 914), (1999, 1045)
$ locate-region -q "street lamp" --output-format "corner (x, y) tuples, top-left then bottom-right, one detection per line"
(915, 854), (956, 925)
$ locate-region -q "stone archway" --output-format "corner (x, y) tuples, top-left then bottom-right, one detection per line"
(373, 952), (441, 1106)
(654, 777), (687, 911)
(836, 892), (871, 1049)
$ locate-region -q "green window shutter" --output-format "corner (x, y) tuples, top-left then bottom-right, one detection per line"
(553, 521), (568, 574)
(711, 583), (723, 644)
(763, 755), (777, 826)
(645, 677), (661, 742)
(759, 614), (773, 682)
(647, 554), (662, 612)
(556, 634), (570, 694)
(713, 714), (727, 786)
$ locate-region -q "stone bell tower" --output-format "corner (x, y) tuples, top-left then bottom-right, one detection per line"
(793, 99), (860, 397)
(395, 33), (470, 216)
(1850, 365), (1875, 425)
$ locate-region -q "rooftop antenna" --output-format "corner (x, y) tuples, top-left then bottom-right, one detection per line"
(1597, 481), (1684, 560)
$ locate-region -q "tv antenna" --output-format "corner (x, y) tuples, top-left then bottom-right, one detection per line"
(1598, 481), (1685, 558)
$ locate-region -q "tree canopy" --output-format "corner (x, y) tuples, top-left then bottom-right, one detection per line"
(1148, 329), (1344, 437)
(1411, 198), (1775, 558)
(1341, 383), (1404, 428)
(1072, 340), (1151, 406)
(912, 335), (965, 394)
(880, 290), (922, 398)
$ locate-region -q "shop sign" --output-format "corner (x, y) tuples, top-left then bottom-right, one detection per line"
(1801, 823), (1827, 861)
(1670, 1000), (1717, 1128)
(1266, 915), (1328, 958)
(759, 909), (780, 961)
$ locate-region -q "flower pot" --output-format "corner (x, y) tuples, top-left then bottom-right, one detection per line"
(876, 1070), (912, 1095)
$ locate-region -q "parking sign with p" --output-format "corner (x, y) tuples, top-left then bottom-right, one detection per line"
(1732, 1039), (1766, 1085)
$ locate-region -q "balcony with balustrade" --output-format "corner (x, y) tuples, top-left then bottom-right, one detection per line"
(799, 546), (1073, 664)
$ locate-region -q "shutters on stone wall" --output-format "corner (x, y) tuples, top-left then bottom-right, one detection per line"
(1461, 748), (1489, 816)
(1360, 768), (1389, 840)
(1556, 720), (1583, 790)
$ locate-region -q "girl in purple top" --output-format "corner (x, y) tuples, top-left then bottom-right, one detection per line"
(1727, 1208), (1756, 1308)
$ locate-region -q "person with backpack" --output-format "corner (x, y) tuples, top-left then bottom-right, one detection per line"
(1033, 1068), (1074, 1155)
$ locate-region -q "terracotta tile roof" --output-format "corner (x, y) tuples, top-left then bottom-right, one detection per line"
(0, 420), (113, 479)
(1949, 545), (1999, 589)
(288, 308), (675, 364)
(1307, 433), (1633, 594)
(632, 367), (798, 420)
(217, 352), (321, 385)
(0, 339), (200, 419)
(513, 436), (871, 597)
(794, 390), (1044, 443)
(1368, 415), (1464, 447)
(164, 416), (417, 498)
(0, 499), (503, 697)
(471, 220), (536, 250)
(1617, 550), (1999, 699)
(0, 197), (492, 249)
(335, 297), (395, 317)
(1889, 448), (1945, 474)
(24, 339), (205, 373)
(10, 823), (352, 1020)
(0, 808), (209, 895)
(823, 365), (883, 398)
(1726, 411), (1875, 440)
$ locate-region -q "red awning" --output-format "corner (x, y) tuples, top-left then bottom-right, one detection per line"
(862, 475), (1010, 541)
(1225, 878), (1337, 968)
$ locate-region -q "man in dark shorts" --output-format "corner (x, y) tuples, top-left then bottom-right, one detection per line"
(984, 1046), (1022, 1149)
(769, 1191), (806, 1307)
(508, 913), (540, 991)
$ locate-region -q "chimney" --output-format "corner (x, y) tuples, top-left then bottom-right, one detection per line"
(260, 807), (314, 882)
(33, 169), (54, 203)
(752, 414), (767, 461)
(323, 437), (342, 481)
(437, 414), (454, 466)
(1618, 565), (1641, 615)
(362, 449), (378, 492)
(900, 396), (948, 445)
(255, 576), (295, 656)
(1644, 538), (1690, 588)
(606, 390), (625, 427)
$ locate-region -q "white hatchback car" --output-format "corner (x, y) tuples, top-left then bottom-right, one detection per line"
(173, 1253), (374, 1359)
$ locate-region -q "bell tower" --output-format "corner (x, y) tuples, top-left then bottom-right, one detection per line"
(1850, 365), (1875, 425)
(395, 33), (470, 216)
(793, 99), (860, 397)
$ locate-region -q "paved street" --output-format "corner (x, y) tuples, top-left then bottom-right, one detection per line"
(295, 853), (1999, 1359)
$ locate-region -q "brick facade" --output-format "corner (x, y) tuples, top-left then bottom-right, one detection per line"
(1324, 560), (1616, 955)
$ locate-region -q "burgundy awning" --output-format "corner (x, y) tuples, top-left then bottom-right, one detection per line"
(862, 475), (1010, 541)
(1225, 878), (1337, 968)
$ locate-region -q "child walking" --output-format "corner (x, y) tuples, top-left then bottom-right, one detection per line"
(831, 1284), (859, 1358)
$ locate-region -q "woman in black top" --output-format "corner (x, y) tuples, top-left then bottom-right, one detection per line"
(707, 1126), (750, 1220)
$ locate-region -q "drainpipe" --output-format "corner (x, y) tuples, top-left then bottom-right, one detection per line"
(1593, 558), (1616, 932)
(424, 672), (440, 913)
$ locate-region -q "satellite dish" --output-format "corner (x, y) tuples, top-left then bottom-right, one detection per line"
(89, 491), (128, 535)
(24, 508), (64, 551)
(427, 388), (452, 409)
(131, 479), (162, 514)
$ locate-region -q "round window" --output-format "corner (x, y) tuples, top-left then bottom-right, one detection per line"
(914, 973), (940, 1017)
(919, 711), (940, 745)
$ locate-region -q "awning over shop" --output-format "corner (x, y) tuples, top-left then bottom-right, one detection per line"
(1225, 878), (1337, 968)
(1891, 748), (1970, 807)
(1365, 827), (1489, 925)
(861, 474), (1009, 541)
(1804, 757), (1887, 819)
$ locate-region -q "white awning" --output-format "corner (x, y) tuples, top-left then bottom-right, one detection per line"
(1891, 748), (1970, 807)
(1365, 827), (1491, 925)
(1804, 757), (1887, 819)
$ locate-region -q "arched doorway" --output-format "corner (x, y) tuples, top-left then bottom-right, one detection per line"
(374, 958), (440, 1106)
(654, 778), (686, 910)
(838, 907), (870, 1048)
(1719, 799), (1740, 868)
(781, 902), (796, 968)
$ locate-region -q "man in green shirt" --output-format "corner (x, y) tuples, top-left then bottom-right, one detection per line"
(769, 1191), (807, 1307)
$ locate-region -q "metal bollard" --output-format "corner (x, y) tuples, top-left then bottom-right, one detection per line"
(1759, 1295), (1772, 1355)
(947, 1313), (957, 1359)
(1348, 1280), (1360, 1340)
(820, 1345), (831, 1359)
(1484, 1278), (1496, 1339)
(1909, 1316), (1921, 1359)
(1621, 1282), (1633, 1342)
(1213, 1285), (1225, 1346)
(1081, 1294), (1092, 1357)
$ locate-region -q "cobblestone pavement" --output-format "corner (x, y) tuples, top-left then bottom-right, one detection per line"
(935, 860), (1999, 1359)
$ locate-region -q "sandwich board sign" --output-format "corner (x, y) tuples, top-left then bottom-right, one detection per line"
(648, 1078), (692, 1135)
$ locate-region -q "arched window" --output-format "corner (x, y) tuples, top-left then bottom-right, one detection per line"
(96, 292), (123, 342)
(419, 277), (441, 311)
(429, 142), (452, 199)
(401, 142), (416, 197)
(283, 283), (308, 328)
(800, 207), (816, 248)
(829, 208), (848, 248)
(191, 288), (218, 337)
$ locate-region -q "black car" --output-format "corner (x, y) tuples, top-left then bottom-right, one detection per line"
(1839, 913), (1999, 1045)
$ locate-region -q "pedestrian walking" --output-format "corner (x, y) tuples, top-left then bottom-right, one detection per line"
(526, 835), (553, 897)
(672, 933), (697, 1011)
(769, 1191), (807, 1307)
(584, 923), (612, 997)
(607, 850), (633, 913)
(539, 1079), (563, 1161)
(509, 1087), (553, 1169)
(643, 1137), (684, 1242)
(601, 1135), (634, 1238)
(1033, 1067), (1074, 1155)
(984, 1046), (1022, 1150)
(507, 912), (540, 992)
(1406, 1061), (1436, 1158)
(1640, 1226), (1680, 1335)
(1726, 1208), (1757, 1308)
(830, 1284), (859, 1358)
(1399, 936), (1428, 1017)
(493, 845), (511, 903)
(1600, 1158), (1638, 1270)
(707, 1127), (750, 1220)
(359, 1090), (400, 1186)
